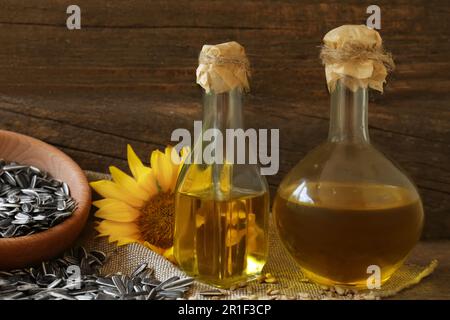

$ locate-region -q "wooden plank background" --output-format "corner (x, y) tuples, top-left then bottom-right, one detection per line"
(0, 0), (448, 239)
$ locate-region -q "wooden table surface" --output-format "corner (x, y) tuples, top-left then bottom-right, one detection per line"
(0, 0), (448, 299)
(393, 241), (450, 299)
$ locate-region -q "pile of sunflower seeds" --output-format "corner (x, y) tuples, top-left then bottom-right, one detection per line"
(0, 246), (193, 300)
(0, 160), (77, 238)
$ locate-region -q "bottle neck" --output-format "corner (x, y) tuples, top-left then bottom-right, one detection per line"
(328, 78), (370, 143)
(200, 88), (244, 196)
(202, 88), (244, 131)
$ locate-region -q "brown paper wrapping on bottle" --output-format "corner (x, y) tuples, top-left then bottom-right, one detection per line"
(196, 41), (250, 94)
(321, 25), (395, 93)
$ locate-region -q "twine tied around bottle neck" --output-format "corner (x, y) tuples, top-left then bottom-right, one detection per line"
(198, 51), (251, 75)
(196, 41), (251, 94)
(320, 42), (395, 72)
(320, 25), (395, 93)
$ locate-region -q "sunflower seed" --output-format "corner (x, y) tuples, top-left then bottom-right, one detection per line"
(102, 287), (121, 298)
(15, 173), (28, 189)
(30, 175), (37, 188)
(15, 213), (31, 220)
(200, 289), (228, 297)
(3, 172), (17, 186)
(62, 183), (70, 196)
(16, 284), (40, 292)
(3, 165), (28, 171)
(75, 294), (95, 300)
(49, 291), (76, 300)
(146, 288), (157, 300)
(131, 263), (148, 278)
(87, 254), (103, 267)
(154, 276), (179, 291)
(7, 195), (19, 204)
(56, 200), (66, 211)
(90, 250), (107, 263)
(141, 277), (160, 286)
(126, 278), (134, 294)
(95, 278), (115, 288)
(11, 219), (30, 225)
(0, 279), (9, 286)
(21, 203), (33, 213)
(112, 275), (127, 295)
(0, 286), (18, 294)
(47, 278), (62, 289)
(158, 289), (184, 299)
(1, 292), (25, 300)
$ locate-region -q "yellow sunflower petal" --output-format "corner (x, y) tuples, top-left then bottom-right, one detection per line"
(109, 166), (150, 201)
(94, 202), (141, 222)
(151, 149), (173, 192)
(90, 180), (144, 208)
(127, 144), (147, 180)
(169, 147), (181, 165)
(166, 147), (180, 192)
(142, 241), (166, 255)
(92, 198), (120, 209)
(136, 167), (158, 197)
(179, 164), (212, 194)
(96, 220), (140, 237)
(178, 146), (191, 174)
(163, 247), (177, 264)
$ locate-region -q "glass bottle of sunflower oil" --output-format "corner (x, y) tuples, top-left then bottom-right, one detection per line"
(174, 42), (269, 288)
(273, 25), (424, 288)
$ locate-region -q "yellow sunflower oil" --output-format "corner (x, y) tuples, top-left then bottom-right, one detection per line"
(174, 188), (269, 288)
(273, 182), (423, 287)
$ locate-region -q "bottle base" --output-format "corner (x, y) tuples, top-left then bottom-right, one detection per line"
(184, 272), (261, 289)
(299, 261), (404, 289)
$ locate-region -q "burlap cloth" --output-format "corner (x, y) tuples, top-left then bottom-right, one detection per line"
(80, 171), (437, 300)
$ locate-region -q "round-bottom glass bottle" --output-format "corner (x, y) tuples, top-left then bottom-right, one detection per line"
(273, 78), (424, 288)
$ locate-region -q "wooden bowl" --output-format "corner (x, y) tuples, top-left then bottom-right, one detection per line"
(0, 130), (91, 270)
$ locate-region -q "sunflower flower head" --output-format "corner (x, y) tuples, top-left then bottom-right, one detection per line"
(90, 145), (189, 259)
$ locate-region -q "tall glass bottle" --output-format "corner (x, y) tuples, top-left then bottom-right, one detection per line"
(174, 44), (269, 288)
(273, 76), (424, 288)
